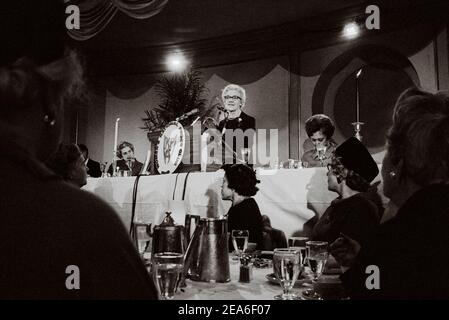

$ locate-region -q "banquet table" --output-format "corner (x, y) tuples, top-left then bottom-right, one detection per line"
(174, 258), (340, 300)
(83, 167), (385, 237)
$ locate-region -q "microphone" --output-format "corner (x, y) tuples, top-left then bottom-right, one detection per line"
(176, 108), (199, 121)
(217, 105), (226, 112)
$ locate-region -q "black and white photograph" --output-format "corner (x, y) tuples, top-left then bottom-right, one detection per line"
(1, 0), (449, 305)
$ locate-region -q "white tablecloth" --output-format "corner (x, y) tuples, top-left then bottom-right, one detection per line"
(83, 167), (385, 237)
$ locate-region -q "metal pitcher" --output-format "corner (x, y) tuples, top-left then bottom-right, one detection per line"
(184, 216), (230, 283)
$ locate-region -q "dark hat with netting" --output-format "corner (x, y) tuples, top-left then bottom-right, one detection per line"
(335, 137), (379, 183)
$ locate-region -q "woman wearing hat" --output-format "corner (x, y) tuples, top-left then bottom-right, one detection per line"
(311, 137), (383, 246)
(221, 164), (264, 251)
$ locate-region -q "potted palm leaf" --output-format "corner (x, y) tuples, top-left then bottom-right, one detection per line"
(141, 68), (208, 173)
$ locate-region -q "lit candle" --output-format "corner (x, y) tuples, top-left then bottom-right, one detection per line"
(356, 69), (362, 123)
(114, 118), (120, 157)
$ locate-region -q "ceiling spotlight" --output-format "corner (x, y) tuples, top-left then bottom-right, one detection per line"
(343, 22), (360, 39)
(166, 52), (188, 73)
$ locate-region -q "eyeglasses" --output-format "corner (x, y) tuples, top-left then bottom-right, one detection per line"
(224, 95), (242, 101)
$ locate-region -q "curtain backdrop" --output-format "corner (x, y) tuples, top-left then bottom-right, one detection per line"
(67, 0), (169, 41)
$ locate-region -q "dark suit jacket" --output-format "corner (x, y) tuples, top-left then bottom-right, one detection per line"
(218, 111), (256, 164)
(107, 159), (144, 176)
(0, 141), (158, 299)
(218, 111), (256, 133)
(311, 192), (381, 246)
(86, 158), (102, 178)
(341, 183), (449, 299)
(227, 198), (264, 251)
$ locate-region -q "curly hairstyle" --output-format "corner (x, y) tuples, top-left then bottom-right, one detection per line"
(305, 114), (335, 139)
(222, 84), (247, 108)
(116, 141), (135, 158)
(222, 164), (260, 196)
(387, 87), (449, 186)
(328, 156), (371, 192)
(46, 143), (83, 180)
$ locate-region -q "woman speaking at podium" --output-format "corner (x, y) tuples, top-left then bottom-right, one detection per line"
(218, 84), (256, 165)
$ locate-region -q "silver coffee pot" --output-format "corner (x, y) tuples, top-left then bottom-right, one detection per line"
(184, 216), (230, 283)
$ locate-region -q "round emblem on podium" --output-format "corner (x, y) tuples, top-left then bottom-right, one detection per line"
(156, 121), (186, 174)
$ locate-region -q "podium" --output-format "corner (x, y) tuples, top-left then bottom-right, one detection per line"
(146, 131), (161, 175)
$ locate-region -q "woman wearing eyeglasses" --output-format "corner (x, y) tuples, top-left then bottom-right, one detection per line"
(218, 84), (256, 165)
(311, 137), (383, 246)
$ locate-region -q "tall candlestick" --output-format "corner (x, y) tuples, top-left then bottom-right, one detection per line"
(113, 118), (120, 176)
(352, 69), (364, 142)
(114, 118), (120, 156)
(356, 68), (362, 123)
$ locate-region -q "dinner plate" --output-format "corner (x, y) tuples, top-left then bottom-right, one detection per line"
(301, 289), (323, 300)
(265, 273), (312, 287)
(301, 288), (349, 300)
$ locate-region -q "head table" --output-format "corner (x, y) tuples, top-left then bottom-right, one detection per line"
(82, 167), (385, 237)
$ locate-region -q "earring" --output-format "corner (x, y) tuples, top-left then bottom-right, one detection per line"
(43, 115), (56, 126)
(389, 171), (396, 178)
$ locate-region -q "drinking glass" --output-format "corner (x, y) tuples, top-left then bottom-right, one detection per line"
(100, 162), (108, 178)
(288, 236), (309, 266)
(231, 230), (249, 258)
(153, 252), (184, 300)
(273, 248), (301, 300)
(306, 241), (329, 282)
(304, 241), (329, 299)
(241, 148), (251, 165)
(133, 223), (152, 257)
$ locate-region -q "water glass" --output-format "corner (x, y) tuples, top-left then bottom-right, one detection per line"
(153, 252), (184, 300)
(100, 162), (108, 178)
(288, 236), (309, 265)
(273, 248), (301, 300)
(306, 241), (329, 282)
(133, 223), (152, 257)
(241, 148), (251, 164)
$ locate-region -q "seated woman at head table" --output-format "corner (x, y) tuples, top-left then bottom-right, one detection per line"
(301, 114), (337, 168)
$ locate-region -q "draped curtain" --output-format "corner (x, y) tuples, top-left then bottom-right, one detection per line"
(66, 0), (169, 41)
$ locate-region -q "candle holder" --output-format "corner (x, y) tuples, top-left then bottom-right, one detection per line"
(351, 122), (364, 141)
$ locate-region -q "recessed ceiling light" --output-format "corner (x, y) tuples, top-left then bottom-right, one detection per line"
(165, 52), (188, 73)
(342, 22), (360, 39)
